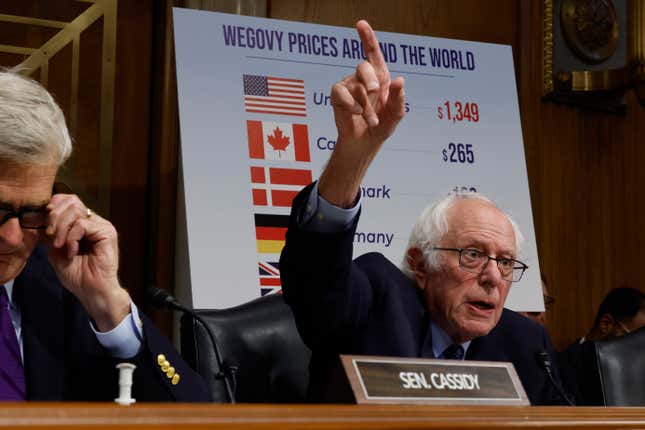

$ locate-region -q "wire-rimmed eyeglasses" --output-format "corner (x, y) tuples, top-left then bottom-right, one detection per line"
(433, 247), (528, 282)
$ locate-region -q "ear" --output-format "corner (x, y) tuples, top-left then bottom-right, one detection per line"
(406, 247), (428, 290)
(597, 313), (615, 337)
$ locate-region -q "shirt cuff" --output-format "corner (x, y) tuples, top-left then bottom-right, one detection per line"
(299, 181), (361, 232)
(91, 301), (144, 359)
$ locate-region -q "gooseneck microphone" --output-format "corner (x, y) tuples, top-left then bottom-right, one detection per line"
(535, 351), (575, 406)
(146, 286), (236, 403)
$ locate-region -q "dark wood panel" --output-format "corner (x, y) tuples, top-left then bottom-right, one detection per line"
(0, 0), (90, 22)
(74, 17), (103, 205)
(146, 0), (181, 333)
(0, 22), (59, 48)
(268, 0), (519, 71)
(47, 42), (73, 118)
(0, 52), (24, 65)
(269, 0), (517, 43)
(110, 0), (155, 307)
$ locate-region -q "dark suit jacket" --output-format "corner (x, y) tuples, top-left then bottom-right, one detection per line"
(280, 185), (567, 405)
(14, 245), (209, 401)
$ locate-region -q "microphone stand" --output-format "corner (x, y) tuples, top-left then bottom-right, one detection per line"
(536, 351), (575, 406)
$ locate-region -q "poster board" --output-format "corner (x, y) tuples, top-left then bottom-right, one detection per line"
(173, 8), (543, 312)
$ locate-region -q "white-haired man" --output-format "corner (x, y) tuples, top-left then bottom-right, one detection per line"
(0, 70), (208, 401)
(280, 21), (566, 405)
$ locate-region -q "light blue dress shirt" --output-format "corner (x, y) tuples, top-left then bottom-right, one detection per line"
(3, 280), (143, 360)
(430, 321), (471, 359)
(303, 182), (470, 358)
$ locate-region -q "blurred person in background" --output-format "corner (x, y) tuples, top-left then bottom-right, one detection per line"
(558, 287), (645, 405)
(518, 273), (554, 327)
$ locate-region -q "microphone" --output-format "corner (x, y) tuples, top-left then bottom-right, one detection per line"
(146, 286), (236, 403)
(146, 286), (184, 311)
(535, 351), (574, 406)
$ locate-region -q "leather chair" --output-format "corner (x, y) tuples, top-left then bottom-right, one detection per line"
(180, 294), (311, 403)
(595, 326), (645, 406)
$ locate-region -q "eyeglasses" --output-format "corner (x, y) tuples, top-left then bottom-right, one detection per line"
(432, 247), (528, 282)
(0, 206), (48, 229)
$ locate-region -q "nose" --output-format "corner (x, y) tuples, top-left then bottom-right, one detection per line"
(0, 217), (25, 248)
(478, 257), (505, 287)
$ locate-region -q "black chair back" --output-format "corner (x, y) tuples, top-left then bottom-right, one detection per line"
(180, 294), (311, 403)
(595, 326), (645, 406)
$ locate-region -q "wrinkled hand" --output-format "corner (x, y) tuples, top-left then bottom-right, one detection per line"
(332, 20), (405, 145)
(46, 194), (130, 332)
(319, 20), (406, 207)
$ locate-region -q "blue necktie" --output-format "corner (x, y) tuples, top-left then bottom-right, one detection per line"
(442, 344), (465, 360)
(0, 286), (25, 400)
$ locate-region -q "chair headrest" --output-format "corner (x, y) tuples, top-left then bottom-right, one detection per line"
(180, 294), (311, 403)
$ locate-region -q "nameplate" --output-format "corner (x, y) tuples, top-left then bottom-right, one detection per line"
(340, 355), (529, 405)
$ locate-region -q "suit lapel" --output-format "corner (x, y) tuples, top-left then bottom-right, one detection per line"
(400, 280), (433, 357)
(17, 246), (65, 400)
(466, 313), (510, 362)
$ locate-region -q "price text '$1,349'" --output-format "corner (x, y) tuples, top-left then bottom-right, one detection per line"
(437, 101), (479, 124)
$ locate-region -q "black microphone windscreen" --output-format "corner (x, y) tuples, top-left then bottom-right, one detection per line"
(146, 286), (174, 309)
(535, 351), (551, 368)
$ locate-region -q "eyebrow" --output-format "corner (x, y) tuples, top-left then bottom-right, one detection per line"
(460, 241), (515, 258)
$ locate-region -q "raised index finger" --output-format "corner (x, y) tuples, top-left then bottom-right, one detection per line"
(356, 20), (387, 74)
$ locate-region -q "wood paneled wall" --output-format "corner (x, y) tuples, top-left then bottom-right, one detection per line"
(111, 0), (154, 307)
(518, 1), (645, 349)
(267, 0), (645, 350)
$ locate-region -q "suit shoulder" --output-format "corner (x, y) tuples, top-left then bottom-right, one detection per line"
(496, 308), (546, 338)
(355, 253), (406, 280)
(355, 252), (391, 266)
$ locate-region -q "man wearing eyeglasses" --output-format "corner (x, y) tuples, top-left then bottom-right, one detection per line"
(280, 20), (565, 405)
(0, 70), (209, 401)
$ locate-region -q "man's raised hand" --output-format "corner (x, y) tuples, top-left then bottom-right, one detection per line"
(319, 20), (406, 208)
(331, 20), (405, 142)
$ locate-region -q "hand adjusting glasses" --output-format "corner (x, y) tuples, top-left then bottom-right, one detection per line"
(0, 205), (48, 229)
(433, 247), (528, 282)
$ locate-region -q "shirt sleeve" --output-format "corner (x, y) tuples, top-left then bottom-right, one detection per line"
(299, 181), (361, 232)
(91, 301), (144, 359)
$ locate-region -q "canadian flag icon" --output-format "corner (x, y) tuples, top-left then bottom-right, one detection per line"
(246, 120), (311, 162)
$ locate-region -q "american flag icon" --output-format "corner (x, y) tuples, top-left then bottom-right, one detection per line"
(243, 74), (306, 117)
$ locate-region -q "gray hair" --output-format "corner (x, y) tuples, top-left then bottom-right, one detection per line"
(0, 68), (72, 166)
(401, 191), (524, 278)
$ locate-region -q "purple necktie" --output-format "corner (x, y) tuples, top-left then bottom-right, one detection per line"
(0, 286), (25, 400)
